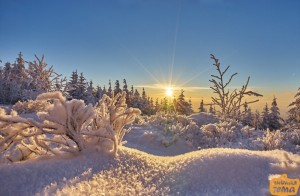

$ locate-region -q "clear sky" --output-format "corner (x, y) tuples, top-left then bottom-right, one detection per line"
(0, 0), (299, 117)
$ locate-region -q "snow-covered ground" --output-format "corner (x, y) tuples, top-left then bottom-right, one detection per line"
(1, 108), (300, 195)
(0, 147), (299, 195)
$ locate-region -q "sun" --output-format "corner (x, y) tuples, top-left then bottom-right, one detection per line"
(166, 87), (173, 97)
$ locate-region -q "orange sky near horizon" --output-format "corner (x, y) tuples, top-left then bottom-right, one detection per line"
(141, 86), (297, 119)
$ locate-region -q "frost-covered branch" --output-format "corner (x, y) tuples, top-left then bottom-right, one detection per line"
(0, 91), (141, 162)
(209, 54), (262, 119)
(91, 92), (141, 155)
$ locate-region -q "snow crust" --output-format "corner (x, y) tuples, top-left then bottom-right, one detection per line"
(0, 147), (299, 196)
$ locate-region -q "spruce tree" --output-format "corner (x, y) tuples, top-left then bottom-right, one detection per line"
(102, 85), (107, 95)
(107, 80), (112, 97)
(162, 97), (168, 113)
(114, 80), (122, 95)
(269, 97), (282, 131)
(155, 98), (160, 113)
(130, 85), (134, 96)
(78, 72), (87, 99)
(260, 103), (270, 130)
(253, 110), (261, 130)
(175, 90), (192, 115)
(288, 87), (300, 124)
(199, 99), (205, 112)
(142, 88), (146, 99)
(123, 79), (128, 95)
(85, 80), (96, 104)
(67, 70), (79, 99)
(96, 86), (103, 99)
(209, 104), (214, 114)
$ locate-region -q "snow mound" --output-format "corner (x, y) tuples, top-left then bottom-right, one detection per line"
(0, 147), (299, 195)
(189, 112), (219, 126)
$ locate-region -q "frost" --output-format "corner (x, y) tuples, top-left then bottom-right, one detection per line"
(0, 91), (141, 162)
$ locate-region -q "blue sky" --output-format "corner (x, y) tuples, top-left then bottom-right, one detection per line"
(0, 0), (300, 114)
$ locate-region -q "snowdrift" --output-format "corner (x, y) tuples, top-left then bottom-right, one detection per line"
(0, 147), (299, 196)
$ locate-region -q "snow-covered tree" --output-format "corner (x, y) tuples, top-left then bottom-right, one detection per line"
(102, 86), (107, 96)
(114, 80), (122, 95)
(162, 97), (169, 113)
(0, 53), (61, 103)
(107, 80), (112, 97)
(242, 107), (254, 127)
(25, 54), (61, 99)
(174, 90), (193, 115)
(96, 86), (103, 99)
(199, 99), (206, 112)
(209, 54), (262, 119)
(209, 104), (214, 114)
(260, 103), (270, 130)
(253, 110), (261, 130)
(85, 81), (96, 105)
(269, 97), (282, 131)
(77, 72), (87, 99)
(288, 87), (300, 124)
(188, 97), (193, 114)
(155, 98), (161, 113)
(130, 85), (134, 96)
(142, 88), (146, 99)
(67, 70), (79, 99)
(123, 79), (129, 97)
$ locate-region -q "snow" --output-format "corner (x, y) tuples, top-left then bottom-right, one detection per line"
(0, 147), (299, 195)
(124, 125), (194, 156)
(1, 104), (300, 195)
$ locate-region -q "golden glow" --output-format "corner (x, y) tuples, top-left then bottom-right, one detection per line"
(166, 87), (173, 97)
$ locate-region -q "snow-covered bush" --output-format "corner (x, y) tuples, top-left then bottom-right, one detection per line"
(199, 120), (242, 147)
(0, 91), (141, 162)
(143, 113), (202, 147)
(285, 128), (300, 146)
(188, 113), (218, 127)
(257, 129), (283, 150)
(241, 125), (256, 138)
(12, 99), (51, 114)
(88, 92), (141, 155)
(183, 121), (200, 147)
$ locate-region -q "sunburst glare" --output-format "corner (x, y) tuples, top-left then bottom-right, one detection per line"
(166, 87), (174, 97)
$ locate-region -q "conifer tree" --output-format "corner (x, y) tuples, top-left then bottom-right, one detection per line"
(162, 97), (169, 113)
(142, 88), (146, 99)
(269, 97), (282, 131)
(132, 89), (140, 108)
(85, 80), (96, 104)
(242, 106), (254, 126)
(130, 85), (134, 96)
(188, 97), (193, 114)
(77, 72), (87, 99)
(123, 79), (128, 95)
(134, 89), (140, 97)
(102, 85), (107, 95)
(253, 110), (261, 130)
(155, 98), (160, 113)
(260, 103), (270, 130)
(107, 80), (112, 97)
(199, 99), (206, 112)
(288, 87), (300, 124)
(67, 70), (79, 99)
(209, 104), (214, 114)
(114, 80), (122, 95)
(175, 90), (192, 115)
(96, 86), (103, 99)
